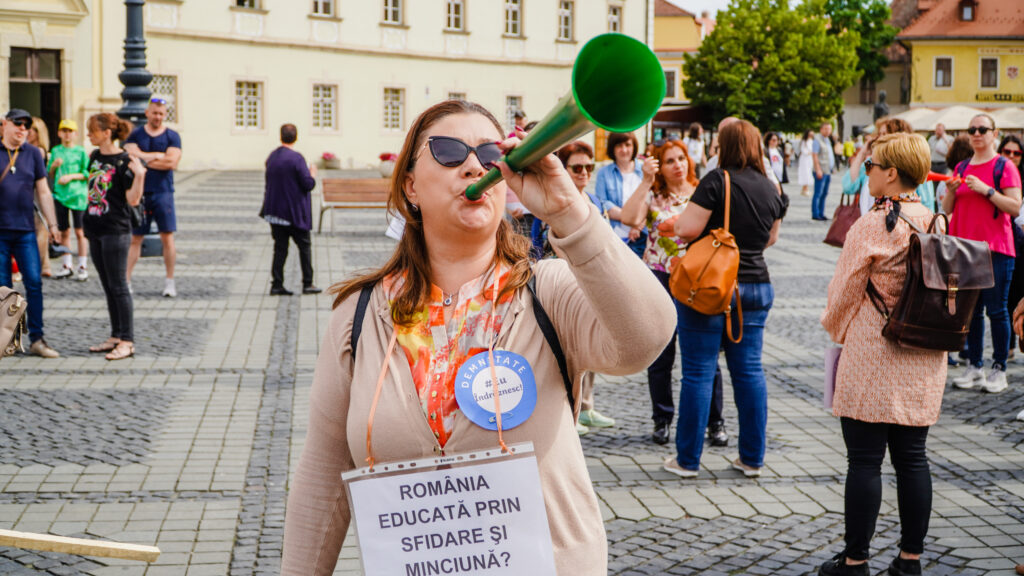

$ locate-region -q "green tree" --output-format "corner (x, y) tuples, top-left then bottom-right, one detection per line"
(681, 0), (859, 133)
(823, 0), (899, 83)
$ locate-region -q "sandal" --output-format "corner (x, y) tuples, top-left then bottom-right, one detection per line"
(105, 341), (134, 361)
(89, 338), (121, 353)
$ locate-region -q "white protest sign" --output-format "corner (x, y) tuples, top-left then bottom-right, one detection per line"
(343, 443), (557, 576)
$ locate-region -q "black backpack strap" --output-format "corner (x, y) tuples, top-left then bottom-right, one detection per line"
(526, 274), (575, 409)
(351, 283), (375, 358)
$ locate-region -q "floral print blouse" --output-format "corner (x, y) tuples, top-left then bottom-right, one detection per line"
(643, 190), (691, 273)
(384, 267), (514, 447)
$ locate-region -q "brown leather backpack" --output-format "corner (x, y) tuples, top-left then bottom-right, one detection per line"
(669, 170), (742, 343)
(867, 212), (993, 351)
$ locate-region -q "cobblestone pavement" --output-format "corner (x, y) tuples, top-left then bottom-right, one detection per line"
(1, 172), (1022, 575)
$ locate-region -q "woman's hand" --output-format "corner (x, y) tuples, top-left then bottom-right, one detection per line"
(964, 175), (990, 195)
(641, 156), (659, 183)
(494, 129), (588, 237)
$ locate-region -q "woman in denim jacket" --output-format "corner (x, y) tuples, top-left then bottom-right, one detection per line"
(595, 131), (646, 257)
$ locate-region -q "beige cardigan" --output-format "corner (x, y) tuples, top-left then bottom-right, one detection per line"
(281, 205), (677, 575)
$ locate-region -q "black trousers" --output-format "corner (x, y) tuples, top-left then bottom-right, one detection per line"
(841, 417), (931, 560)
(650, 270), (724, 426)
(89, 233), (134, 342)
(271, 224), (314, 288)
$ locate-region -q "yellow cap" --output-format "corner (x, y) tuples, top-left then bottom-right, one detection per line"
(58, 119), (78, 132)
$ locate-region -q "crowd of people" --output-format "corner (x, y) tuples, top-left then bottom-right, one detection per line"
(0, 98), (181, 359)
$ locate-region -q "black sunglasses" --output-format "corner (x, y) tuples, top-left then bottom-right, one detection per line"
(568, 163), (595, 175)
(1002, 149), (1022, 158)
(967, 126), (992, 135)
(425, 136), (503, 169)
(9, 119), (31, 129)
(864, 158), (892, 172)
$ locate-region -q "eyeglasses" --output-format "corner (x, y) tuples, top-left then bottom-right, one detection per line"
(8, 119), (31, 129)
(423, 136), (503, 169)
(864, 158), (890, 172)
(150, 97), (168, 105)
(1002, 149), (1023, 159)
(967, 126), (992, 135)
(568, 163), (595, 175)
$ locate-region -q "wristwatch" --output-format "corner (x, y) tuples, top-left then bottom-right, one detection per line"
(987, 187), (996, 198)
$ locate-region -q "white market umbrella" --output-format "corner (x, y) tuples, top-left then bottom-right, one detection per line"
(918, 105), (987, 131)
(988, 107), (1024, 130)
(890, 107), (936, 131)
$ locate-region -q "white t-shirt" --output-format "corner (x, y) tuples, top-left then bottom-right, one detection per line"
(684, 137), (705, 166)
(615, 170), (643, 238)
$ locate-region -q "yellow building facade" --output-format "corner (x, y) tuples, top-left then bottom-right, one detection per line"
(2, 0), (650, 170)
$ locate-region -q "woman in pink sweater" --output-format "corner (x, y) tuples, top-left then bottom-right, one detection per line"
(820, 133), (947, 576)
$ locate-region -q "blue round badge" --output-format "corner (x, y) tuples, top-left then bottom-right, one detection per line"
(454, 350), (537, 430)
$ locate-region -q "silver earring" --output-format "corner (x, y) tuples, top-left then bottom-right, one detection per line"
(410, 203), (419, 211)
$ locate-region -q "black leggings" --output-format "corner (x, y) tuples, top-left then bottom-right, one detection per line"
(649, 270), (724, 426)
(89, 233), (134, 342)
(840, 417), (931, 560)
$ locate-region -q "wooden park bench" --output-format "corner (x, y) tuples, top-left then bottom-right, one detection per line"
(317, 177), (391, 233)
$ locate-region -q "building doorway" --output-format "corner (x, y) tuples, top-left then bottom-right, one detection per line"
(8, 47), (62, 148)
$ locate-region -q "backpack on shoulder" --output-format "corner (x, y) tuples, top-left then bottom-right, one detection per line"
(867, 212), (993, 351)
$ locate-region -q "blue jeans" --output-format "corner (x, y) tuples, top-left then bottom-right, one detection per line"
(674, 282), (774, 470)
(968, 251), (1015, 370)
(812, 173), (831, 219)
(0, 230), (44, 342)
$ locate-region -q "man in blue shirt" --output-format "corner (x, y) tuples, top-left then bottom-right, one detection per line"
(124, 98), (182, 297)
(260, 124), (320, 295)
(0, 109), (61, 357)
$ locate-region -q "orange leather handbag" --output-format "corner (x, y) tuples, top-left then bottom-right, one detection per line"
(669, 170), (743, 343)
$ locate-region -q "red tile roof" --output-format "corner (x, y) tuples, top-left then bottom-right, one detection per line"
(898, 0), (1024, 40)
(655, 0), (695, 18)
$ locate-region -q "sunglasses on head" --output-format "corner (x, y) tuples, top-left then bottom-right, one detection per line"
(1003, 149), (1022, 158)
(967, 126), (992, 135)
(568, 163), (595, 175)
(424, 136), (503, 169)
(150, 97), (168, 105)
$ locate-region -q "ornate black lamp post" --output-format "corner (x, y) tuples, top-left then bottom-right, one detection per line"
(117, 0), (152, 122)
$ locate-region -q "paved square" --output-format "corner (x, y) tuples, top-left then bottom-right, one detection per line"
(1, 171), (1021, 575)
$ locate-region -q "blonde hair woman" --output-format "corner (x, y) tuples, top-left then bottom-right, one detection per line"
(820, 133), (946, 576)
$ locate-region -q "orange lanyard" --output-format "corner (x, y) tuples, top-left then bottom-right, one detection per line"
(365, 264), (508, 471)
(5, 148), (18, 174)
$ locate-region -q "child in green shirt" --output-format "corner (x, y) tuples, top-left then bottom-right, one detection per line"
(48, 119), (90, 280)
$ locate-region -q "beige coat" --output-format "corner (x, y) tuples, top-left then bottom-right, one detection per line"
(281, 206), (677, 575)
(821, 206), (948, 427)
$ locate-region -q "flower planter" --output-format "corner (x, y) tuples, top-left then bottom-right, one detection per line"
(379, 160), (396, 178)
(323, 158), (341, 170)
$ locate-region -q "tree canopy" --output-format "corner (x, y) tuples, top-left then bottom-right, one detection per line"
(681, 0), (860, 133)
(823, 0), (899, 83)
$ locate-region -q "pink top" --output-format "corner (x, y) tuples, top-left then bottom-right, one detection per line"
(948, 156), (1022, 256)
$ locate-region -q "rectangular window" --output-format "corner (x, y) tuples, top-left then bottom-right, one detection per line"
(236, 0), (258, 8)
(607, 5), (621, 32)
(312, 84), (337, 130)
(505, 95), (522, 131)
(448, 92), (466, 101)
(935, 57), (952, 88)
(383, 0), (402, 24)
(981, 58), (998, 88)
(446, 0), (464, 31)
(859, 76), (876, 105)
(558, 1), (574, 41)
(383, 87), (405, 130)
(312, 0), (333, 16)
(505, 0), (521, 36)
(664, 70), (676, 99)
(234, 81), (263, 129)
(149, 75), (179, 123)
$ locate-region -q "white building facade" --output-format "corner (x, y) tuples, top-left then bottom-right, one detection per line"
(1, 0), (649, 170)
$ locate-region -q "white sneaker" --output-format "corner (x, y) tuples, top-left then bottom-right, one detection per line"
(75, 266), (88, 281)
(981, 368), (1008, 393)
(53, 265), (73, 279)
(127, 282), (133, 295)
(162, 278), (176, 298)
(1016, 408), (1024, 421)
(952, 365), (985, 389)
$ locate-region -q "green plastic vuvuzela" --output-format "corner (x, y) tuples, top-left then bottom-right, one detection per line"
(464, 33), (666, 200)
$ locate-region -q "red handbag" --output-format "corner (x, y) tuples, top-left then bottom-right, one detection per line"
(823, 193), (860, 248)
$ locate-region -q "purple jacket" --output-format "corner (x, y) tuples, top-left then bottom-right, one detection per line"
(261, 146), (316, 230)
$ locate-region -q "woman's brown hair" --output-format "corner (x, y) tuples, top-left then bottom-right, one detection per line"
(556, 140), (594, 166)
(87, 113), (133, 143)
(652, 140), (698, 196)
(605, 131), (638, 162)
(329, 100), (533, 324)
(718, 120), (766, 175)
(878, 117), (913, 135)
(945, 134), (973, 170)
